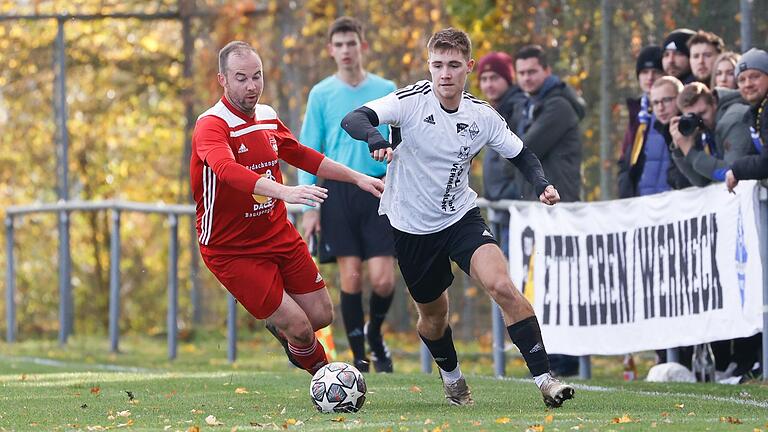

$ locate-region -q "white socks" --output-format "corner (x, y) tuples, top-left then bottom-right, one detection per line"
(533, 372), (552, 388)
(439, 364), (463, 385)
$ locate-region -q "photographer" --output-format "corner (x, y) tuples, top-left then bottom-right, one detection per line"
(669, 82), (753, 186)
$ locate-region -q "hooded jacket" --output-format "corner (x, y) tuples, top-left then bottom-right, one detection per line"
(510, 76), (585, 202)
(670, 88), (754, 184)
(731, 96), (768, 180)
(482, 85), (528, 202)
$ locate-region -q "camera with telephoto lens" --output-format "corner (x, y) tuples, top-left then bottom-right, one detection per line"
(677, 112), (704, 137)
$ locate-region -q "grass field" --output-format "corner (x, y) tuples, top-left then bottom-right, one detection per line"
(1, 332), (767, 431)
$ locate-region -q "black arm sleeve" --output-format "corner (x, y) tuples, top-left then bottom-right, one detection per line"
(507, 146), (551, 197)
(341, 107), (391, 151)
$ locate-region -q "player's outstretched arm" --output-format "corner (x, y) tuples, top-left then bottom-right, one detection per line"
(253, 176), (328, 207)
(342, 107), (393, 162)
(506, 146), (560, 206)
(315, 157), (385, 198)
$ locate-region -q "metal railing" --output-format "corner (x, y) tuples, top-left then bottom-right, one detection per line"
(5, 196), (767, 381)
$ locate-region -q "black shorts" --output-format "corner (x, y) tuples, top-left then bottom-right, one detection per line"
(393, 207), (498, 304)
(318, 179), (395, 263)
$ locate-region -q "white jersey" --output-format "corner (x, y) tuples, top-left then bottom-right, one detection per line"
(365, 80), (524, 234)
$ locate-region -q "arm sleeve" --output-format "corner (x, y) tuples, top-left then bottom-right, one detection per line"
(275, 119), (325, 174)
(522, 97), (579, 158)
(669, 147), (711, 187)
(297, 88), (325, 186)
(685, 147), (728, 182)
(194, 116), (261, 193)
(341, 106), (391, 151)
(506, 146), (550, 197)
(731, 151), (768, 180)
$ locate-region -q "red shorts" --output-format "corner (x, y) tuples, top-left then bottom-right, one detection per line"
(201, 228), (325, 319)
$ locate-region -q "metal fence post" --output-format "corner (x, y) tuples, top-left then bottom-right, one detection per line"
(420, 342), (432, 374)
(5, 215), (16, 343)
(491, 300), (506, 377)
(58, 210), (71, 345)
(579, 355), (592, 379)
(759, 186), (768, 381)
(228, 294), (237, 363)
(108, 209), (121, 352)
(167, 213), (179, 360)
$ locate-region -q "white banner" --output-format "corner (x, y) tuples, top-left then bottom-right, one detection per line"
(508, 181), (764, 356)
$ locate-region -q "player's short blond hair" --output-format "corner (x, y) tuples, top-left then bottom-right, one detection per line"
(427, 28), (472, 60)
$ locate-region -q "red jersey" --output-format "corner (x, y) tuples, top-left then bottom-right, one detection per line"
(190, 97), (325, 255)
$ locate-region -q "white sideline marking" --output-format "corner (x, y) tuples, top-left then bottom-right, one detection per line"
(0, 355), (152, 373)
(477, 375), (768, 409)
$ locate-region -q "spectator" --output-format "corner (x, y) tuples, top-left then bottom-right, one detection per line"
(727, 48), (768, 189)
(662, 29), (696, 84)
(711, 52), (740, 90)
(477, 51), (527, 254)
(617, 45), (668, 198)
(687, 30), (725, 85)
(511, 44), (585, 203)
(298, 16), (397, 373)
(648, 76), (693, 191)
(668, 82), (753, 186)
(512, 44), (584, 376)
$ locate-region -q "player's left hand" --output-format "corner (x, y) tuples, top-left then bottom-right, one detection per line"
(371, 147), (394, 163)
(726, 169), (738, 193)
(356, 174), (385, 198)
(539, 185), (560, 205)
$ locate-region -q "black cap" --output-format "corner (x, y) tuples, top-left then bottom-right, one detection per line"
(636, 45), (663, 76)
(663, 28), (695, 56)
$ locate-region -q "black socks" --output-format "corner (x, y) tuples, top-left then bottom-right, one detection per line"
(507, 316), (550, 376)
(420, 325), (459, 372)
(340, 292), (366, 361)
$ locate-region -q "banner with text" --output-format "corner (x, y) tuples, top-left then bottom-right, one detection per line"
(508, 181), (763, 356)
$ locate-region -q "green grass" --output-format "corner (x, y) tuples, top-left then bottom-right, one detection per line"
(1, 332), (767, 431)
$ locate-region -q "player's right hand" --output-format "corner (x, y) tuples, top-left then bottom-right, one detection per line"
(302, 209), (321, 239)
(281, 184), (328, 207)
(371, 147), (393, 163)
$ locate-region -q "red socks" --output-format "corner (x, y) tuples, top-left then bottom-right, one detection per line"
(288, 337), (328, 375)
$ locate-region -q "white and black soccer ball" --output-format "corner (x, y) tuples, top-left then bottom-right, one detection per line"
(309, 362), (367, 413)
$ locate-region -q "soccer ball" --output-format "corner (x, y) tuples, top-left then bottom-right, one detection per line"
(309, 362), (367, 413)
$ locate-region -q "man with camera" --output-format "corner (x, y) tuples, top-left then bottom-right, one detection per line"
(669, 81), (753, 186)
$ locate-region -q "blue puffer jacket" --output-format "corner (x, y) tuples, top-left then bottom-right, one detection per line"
(636, 116), (671, 196)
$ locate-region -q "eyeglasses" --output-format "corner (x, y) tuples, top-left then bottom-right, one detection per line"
(650, 96), (676, 108)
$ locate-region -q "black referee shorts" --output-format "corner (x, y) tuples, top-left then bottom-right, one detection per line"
(317, 179), (395, 264)
(393, 207), (498, 304)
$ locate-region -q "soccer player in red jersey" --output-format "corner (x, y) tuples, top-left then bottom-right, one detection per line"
(190, 41), (384, 374)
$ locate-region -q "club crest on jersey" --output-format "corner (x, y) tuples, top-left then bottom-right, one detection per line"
(456, 122), (469, 135)
(457, 146), (471, 160)
(269, 135), (278, 153)
(468, 122), (480, 140)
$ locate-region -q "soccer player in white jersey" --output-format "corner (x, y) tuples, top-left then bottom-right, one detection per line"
(341, 28), (575, 408)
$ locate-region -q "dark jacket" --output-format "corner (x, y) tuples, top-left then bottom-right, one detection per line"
(510, 77), (585, 202)
(731, 97), (768, 180)
(653, 121), (694, 190)
(483, 85), (528, 202)
(670, 88), (754, 184)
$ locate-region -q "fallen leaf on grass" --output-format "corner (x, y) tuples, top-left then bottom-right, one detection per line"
(187, 427), (200, 432)
(280, 407), (286, 415)
(545, 414), (554, 424)
(471, 421), (482, 426)
(400, 416), (407, 421)
(91, 387), (101, 395)
(235, 387), (249, 394)
(86, 426), (106, 431)
(410, 385), (422, 393)
(424, 419), (433, 425)
(495, 417), (510, 424)
(674, 403), (684, 409)
(116, 410), (131, 417)
(570, 425), (582, 430)
(164, 426), (172, 430)
(206, 415), (224, 426)
(191, 409), (204, 414)
(526, 425), (544, 432)
(20, 374), (27, 381)
(431, 426), (442, 432)
(116, 419), (134, 428)
(331, 417), (345, 422)
(611, 414), (635, 423)
(720, 416), (742, 424)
